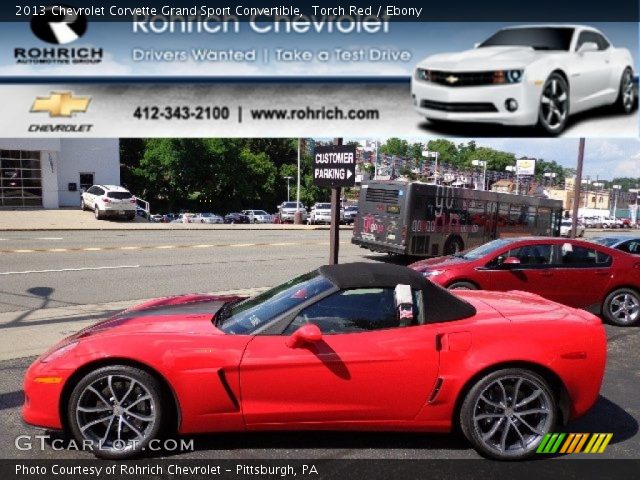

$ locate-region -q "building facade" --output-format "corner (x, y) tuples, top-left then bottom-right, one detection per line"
(0, 139), (119, 208)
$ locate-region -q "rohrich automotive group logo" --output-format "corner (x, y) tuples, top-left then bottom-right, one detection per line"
(31, 5), (87, 44)
(14, 4), (102, 65)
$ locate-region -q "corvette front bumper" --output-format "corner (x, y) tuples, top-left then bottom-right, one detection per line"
(411, 78), (542, 126)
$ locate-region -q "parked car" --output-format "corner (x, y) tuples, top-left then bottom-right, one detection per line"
(193, 212), (224, 224)
(149, 214), (164, 223)
(559, 219), (585, 237)
(224, 212), (250, 224)
(279, 201), (308, 223)
(343, 205), (359, 225)
(23, 263), (605, 460)
(242, 210), (272, 224)
(412, 25), (636, 135)
(81, 185), (137, 221)
(581, 216), (603, 229)
(161, 213), (178, 223)
(409, 237), (640, 326)
(601, 217), (622, 229)
(590, 236), (640, 255)
(307, 203), (344, 225)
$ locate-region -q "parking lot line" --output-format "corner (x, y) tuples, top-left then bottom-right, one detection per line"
(0, 265), (140, 275)
(0, 239), (353, 255)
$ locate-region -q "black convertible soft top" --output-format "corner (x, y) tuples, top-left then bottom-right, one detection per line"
(318, 262), (476, 323)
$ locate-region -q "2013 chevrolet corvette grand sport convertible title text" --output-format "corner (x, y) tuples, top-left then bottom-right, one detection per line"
(24, 263), (606, 461)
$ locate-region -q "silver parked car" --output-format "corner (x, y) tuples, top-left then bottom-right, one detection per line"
(242, 210), (273, 224)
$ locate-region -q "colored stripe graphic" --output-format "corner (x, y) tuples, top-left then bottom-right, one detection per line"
(538, 433), (612, 454)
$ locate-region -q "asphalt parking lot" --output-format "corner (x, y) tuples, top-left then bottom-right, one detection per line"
(0, 228), (638, 460)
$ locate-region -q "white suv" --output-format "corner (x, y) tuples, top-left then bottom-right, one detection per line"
(308, 203), (344, 225)
(81, 185), (137, 221)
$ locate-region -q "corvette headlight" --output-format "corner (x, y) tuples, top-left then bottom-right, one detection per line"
(423, 270), (444, 277)
(415, 68), (430, 81)
(493, 69), (524, 84)
(40, 341), (78, 363)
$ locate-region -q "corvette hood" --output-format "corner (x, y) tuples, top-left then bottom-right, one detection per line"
(73, 294), (245, 337)
(418, 46), (544, 70)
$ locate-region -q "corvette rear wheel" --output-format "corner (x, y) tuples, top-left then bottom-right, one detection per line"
(603, 288), (640, 326)
(615, 68), (635, 114)
(460, 368), (556, 460)
(538, 73), (569, 136)
(68, 365), (163, 459)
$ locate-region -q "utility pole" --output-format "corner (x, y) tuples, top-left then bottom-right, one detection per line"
(294, 139), (302, 224)
(570, 138), (585, 238)
(329, 138), (343, 265)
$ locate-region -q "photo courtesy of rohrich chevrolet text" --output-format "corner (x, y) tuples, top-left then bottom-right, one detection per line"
(0, 1), (639, 479)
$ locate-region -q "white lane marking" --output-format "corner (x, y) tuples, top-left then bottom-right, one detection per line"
(155, 245), (176, 249)
(49, 248), (68, 252)
(230, 243), (256, 247)
(120, 246), (141, 250)
(0, 265), (140, 276)
(36, 237), (63, 240)
(13, 249), (35, 253)
(192, 244), (213, 248)
(83, 247), (103, 251)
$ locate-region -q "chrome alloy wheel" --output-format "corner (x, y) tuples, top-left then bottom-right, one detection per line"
(472, 375), (554, 456)
(540, 78), (569, 131)
(609, 292), (640, 325)
(75, 374), (156, 453)
(621, 70), (635, 112)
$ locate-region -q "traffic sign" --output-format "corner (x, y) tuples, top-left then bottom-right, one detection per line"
(313, 145), (356, 188)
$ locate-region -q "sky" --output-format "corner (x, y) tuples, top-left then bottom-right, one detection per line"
(348, 137), (640, 181)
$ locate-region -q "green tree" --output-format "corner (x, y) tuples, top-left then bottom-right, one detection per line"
(380, 138), (409, 157)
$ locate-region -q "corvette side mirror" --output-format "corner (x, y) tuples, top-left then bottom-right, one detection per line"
(577, 42), (598, 54)
(286, 323), (322, 348)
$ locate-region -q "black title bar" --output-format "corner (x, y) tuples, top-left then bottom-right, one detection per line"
(7, 0), (640, 22)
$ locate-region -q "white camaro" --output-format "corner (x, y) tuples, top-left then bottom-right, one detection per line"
(412, 25), (636, 135)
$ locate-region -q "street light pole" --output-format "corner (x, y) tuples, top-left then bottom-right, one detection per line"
(612, 184), (621, 218)
(629, 187), (639, 227)
(283, 176), (293, 202)
(294, 139), (302, 224)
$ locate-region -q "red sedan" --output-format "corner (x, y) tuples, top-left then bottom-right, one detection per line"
(24, 263), (605, 460)
(410, 237), (640, 326)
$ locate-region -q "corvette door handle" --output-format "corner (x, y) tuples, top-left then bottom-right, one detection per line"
(595, 270), (610, 276)
(538, 271), (553, 277)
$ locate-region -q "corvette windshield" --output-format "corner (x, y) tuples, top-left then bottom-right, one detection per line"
(479, 27), (574, 51)
(217, 272), (333, 335)
(456, 238), (515, 260)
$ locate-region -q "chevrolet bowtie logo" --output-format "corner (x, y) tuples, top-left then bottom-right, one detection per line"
(31, 92), (91, 117)
(445, 75), (459, 84)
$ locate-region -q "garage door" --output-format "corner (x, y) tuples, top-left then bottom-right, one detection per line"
(0, 150), (42, 207)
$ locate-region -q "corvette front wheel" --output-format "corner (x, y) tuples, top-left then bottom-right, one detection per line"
(460, 368), (556, 460)
(68, 365), (164, 459)
(537, 73), (570, 136)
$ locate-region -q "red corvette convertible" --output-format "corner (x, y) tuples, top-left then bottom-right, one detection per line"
(409, 237), (640, 326)
(24, 263), (606, 460)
